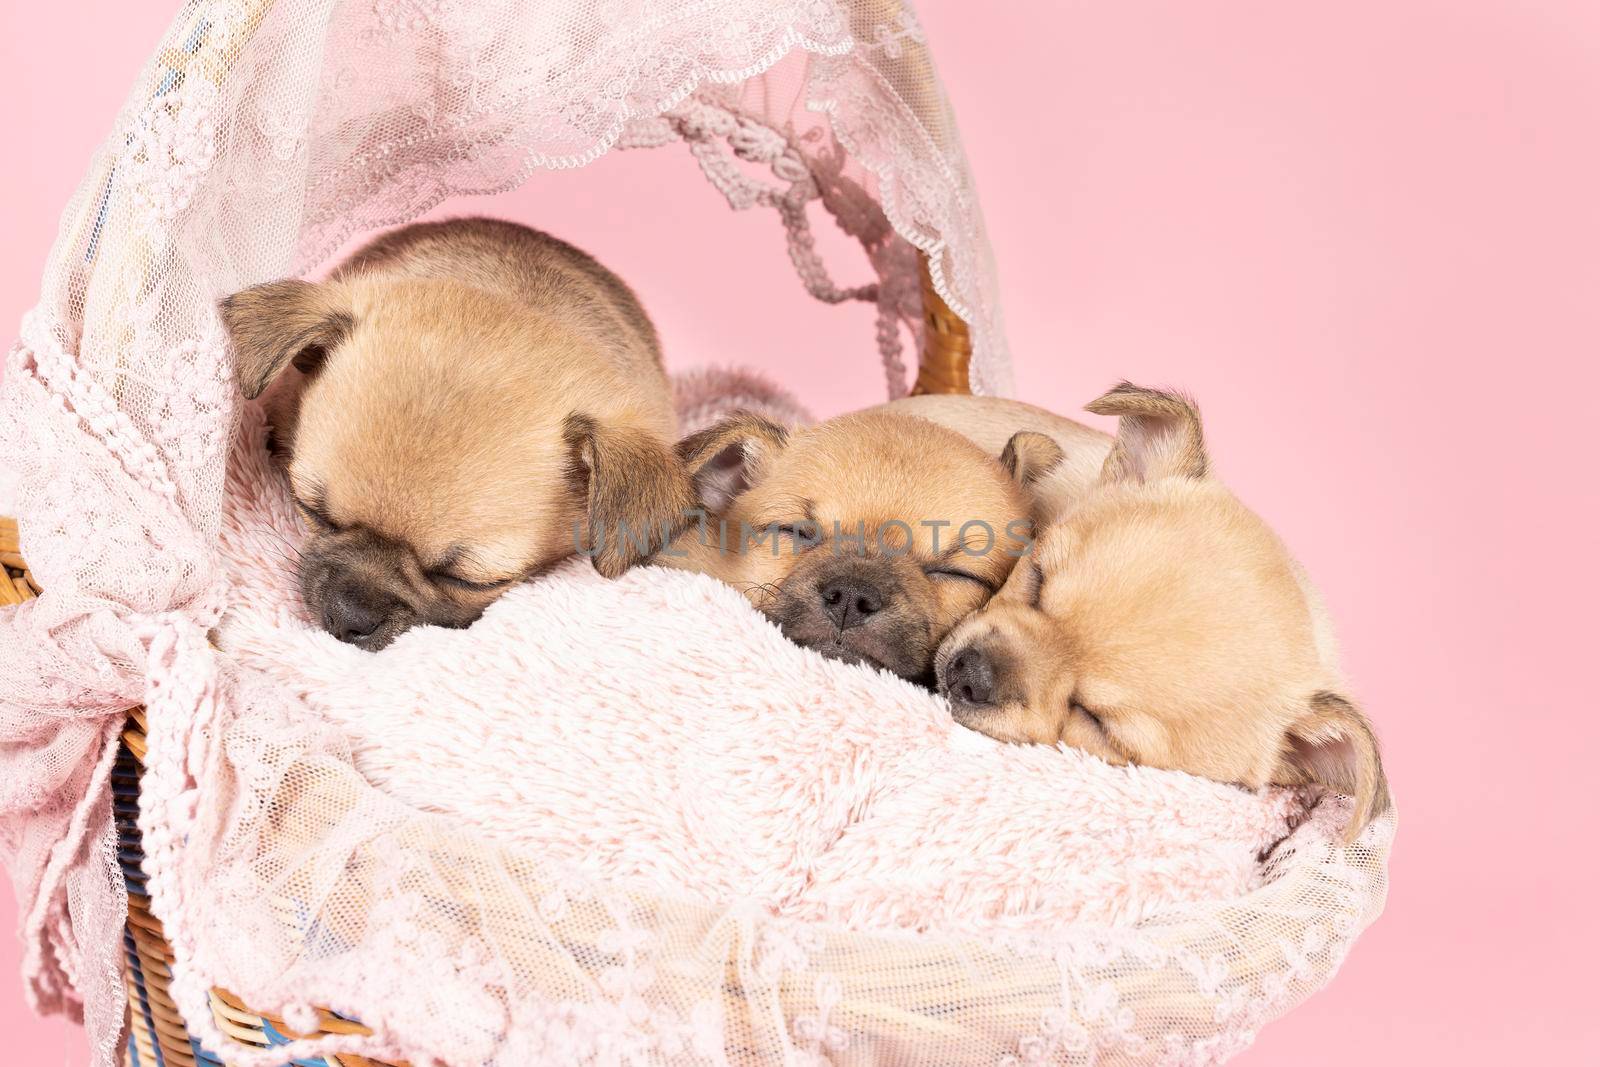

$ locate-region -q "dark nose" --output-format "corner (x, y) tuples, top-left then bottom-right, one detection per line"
(819, 576), (885, 631)
(324, 584), (399, 647)
(944, 646), (994, 707)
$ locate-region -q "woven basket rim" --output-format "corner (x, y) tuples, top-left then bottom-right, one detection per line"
(5, 515), (1392, 1067)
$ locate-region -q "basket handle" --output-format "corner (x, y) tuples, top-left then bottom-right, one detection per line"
(856, 0), (974, 395)
(912, 252), (972, 395)
(0, 518), (38, 605)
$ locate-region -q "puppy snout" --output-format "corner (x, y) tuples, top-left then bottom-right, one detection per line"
(819, 576), (885, 632)
(944, 646), (995, 708)
(324, 584), (402, 648)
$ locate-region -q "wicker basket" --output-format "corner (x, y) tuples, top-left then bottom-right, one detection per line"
(0, 2), (974, 1029)
(3, 0), (1394, 1059)
(5, 519), (404, 1067)
(1, 240), (971, 1065)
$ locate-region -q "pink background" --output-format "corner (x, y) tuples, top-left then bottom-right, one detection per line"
(3, 2), (1594, 1064)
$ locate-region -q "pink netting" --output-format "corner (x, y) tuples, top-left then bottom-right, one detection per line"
(0, 2), (1391, 1065)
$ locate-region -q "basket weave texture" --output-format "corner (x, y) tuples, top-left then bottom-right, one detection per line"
(0, 0), (1393, 1061)
(4, 514), (1394, 1067)
(5, 519), (400, 1067)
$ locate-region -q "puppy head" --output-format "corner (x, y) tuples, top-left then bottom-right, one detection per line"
(936, 384), (1388, 840)
(221, 276), (690, 650)
(673, 410), (1060, 680)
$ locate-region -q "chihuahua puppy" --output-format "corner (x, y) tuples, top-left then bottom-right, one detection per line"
(893, 386), (1389, 841)
(220, 218), (692, 650)
(661, 410), (1063, 680)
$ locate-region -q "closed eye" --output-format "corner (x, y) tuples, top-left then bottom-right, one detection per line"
(294, 496), (340, 532)
(1072, 701), (1131, 761)
(1072, 702), (1104, 731)
(772, 522), (821, 546)
(1025, 561), (1044, 608)
(430, 571), (515, 593)
(927, 567), (997, 592)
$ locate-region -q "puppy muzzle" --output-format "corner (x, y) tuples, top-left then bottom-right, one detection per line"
(297, 530), (430, 651)
(765, 557), (932, 678)
(941, 644), (996, 708)
(323, 581), (414, 651)
(937, 635), (1021, 723)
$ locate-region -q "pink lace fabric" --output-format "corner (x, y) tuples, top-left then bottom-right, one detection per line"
(0, 3), (1391, 1065)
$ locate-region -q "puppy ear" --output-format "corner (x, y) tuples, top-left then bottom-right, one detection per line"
(1272, 691), (1391, 843)
(1085, 382), (1208, 485)
(674, 412), (790, 515)
(219, 279), (354, 399)
(999, 431), (1065, 488)
(564, 414), (696, 578)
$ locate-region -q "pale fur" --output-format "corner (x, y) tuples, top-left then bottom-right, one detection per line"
(891, 390), (1388, 841)
(219, 218), (691, 647)
(659, 410), (1046, 679)
(877, 394), (1112, 520)
(215, 395), (1313, 942)
(290, 277), (672, 572)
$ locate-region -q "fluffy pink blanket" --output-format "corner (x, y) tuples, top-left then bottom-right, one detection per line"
(215, 371), (1305, 936)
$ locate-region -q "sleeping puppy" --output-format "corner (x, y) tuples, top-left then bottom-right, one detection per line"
(220, 217), (692, 651)
(891, 386), (1389, 841)
(660, 410), (1062, 680)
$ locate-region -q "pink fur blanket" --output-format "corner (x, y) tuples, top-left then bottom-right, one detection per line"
(215, 370), (1306, 936)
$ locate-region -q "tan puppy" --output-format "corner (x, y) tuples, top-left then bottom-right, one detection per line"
(891, 386), (1389, 841)
(221, 218), (692, 650)
(660, 410), (1062, 679)
(878, 393), (1113, 519)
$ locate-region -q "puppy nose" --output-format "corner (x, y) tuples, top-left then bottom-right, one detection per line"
(819, 577), (885, 631)
(325, 585), (398, 647)
(944, 647), (995, 707)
